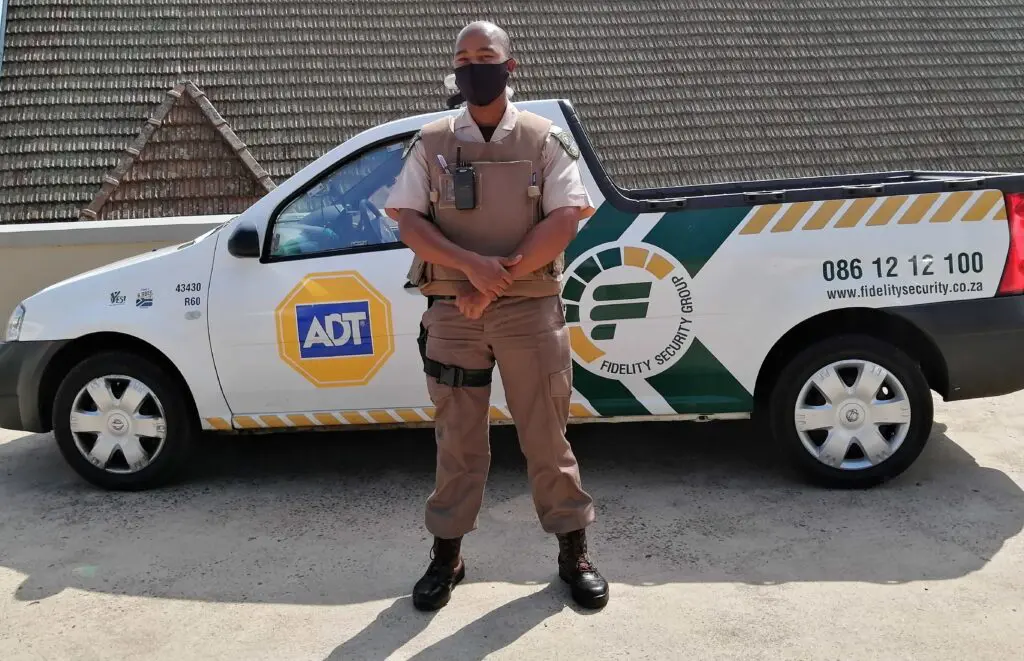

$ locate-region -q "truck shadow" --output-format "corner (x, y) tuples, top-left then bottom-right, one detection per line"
(1, 419), (1021, 612)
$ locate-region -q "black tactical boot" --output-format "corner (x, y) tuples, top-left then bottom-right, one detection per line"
(412, 536), (465, 611)
(556, 529), (609, 609)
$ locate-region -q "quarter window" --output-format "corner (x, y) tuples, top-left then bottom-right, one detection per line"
(268, 139), (408, 258)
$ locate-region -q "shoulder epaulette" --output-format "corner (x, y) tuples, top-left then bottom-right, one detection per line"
(402, 131), (422, 160)
(549, 126), (580, 160)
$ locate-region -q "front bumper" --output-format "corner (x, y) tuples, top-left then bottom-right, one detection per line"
(0, 340), (67, 433)
(886, 295), (1024, 401)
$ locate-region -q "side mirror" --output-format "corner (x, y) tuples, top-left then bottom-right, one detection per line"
(227, 221), (261, 258)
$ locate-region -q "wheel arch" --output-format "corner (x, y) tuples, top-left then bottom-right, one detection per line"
(753, 307), (949, 412)
(37, 332), (200, 432)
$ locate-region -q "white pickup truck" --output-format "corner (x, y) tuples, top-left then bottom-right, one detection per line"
(3, 99), (1024, 491)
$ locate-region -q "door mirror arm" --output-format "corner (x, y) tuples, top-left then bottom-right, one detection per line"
(227, 221), (262, 258)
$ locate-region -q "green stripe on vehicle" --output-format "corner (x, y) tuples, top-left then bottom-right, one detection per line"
(642, 206), (751, 278)
(572, 363), (650, 417)
(565, 203), (637, 263)
(644, 339), (754, 414)
(564, 202), (648, 414)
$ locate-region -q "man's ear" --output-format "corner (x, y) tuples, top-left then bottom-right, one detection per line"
(506, 57), (517, 74)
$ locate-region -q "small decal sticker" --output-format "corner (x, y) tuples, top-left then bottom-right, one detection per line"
(136, 288), (153, 308)
(109, 291), (126, 306)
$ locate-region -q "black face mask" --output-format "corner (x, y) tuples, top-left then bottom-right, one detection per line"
(454, 61), (509, 106)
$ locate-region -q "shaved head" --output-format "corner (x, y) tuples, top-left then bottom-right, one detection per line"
(454, 20), (512, 59)
(451, 20), (518, 109)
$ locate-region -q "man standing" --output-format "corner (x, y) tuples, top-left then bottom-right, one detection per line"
(384, 20), (608, 611)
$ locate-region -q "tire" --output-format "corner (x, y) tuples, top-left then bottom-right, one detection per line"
(768, 334), (933, 489)
(52, 351), (197, 490)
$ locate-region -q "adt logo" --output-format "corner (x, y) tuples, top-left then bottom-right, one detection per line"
(296, 301), (374, 359)
(275, 271), (394, 388)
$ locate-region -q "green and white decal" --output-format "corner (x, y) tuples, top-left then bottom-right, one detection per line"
(563, 204), (755, 417)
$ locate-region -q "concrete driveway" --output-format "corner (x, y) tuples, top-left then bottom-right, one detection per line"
(1, 393), (1022, 660)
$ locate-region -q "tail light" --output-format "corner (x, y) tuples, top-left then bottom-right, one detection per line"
(997, 193), (1024, 296)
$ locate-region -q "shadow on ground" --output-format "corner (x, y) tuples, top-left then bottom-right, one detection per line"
(3, 419), (1021, 659)
(2, 419), (1020, 610)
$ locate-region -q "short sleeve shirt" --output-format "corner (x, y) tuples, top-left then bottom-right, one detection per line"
(384, 103), (595, 220)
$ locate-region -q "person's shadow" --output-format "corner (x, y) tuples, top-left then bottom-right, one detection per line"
(324, 583), (582, 661)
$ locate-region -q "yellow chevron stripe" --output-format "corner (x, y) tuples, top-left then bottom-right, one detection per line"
(834, 197), (875, 228)
(227, 402), (608, 430)
(929, 192), (970, 223)
(205, 417), (231, 431)
(287, 414), (312, 427)
(569, 403), (595, 418)
(962, 190), (1002, 222)
(314, 412), (340, 426)
(801, 199), (845, 230)
(739, 203), (783, 235)
(367, 409), (395, 424)
(742, 191), (1005, 233)
(260, 415), (289, 428)
(234, 415), (261, 429)
(395, 408), (425, 423)
(489, 406), (511, 421)
(770, 202), (812, 233)
(866, 195), (909, 226)
(898, 193), (941, 224)
(341, 411), (366, 425)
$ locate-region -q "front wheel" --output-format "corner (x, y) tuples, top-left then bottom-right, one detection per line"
(768, 335), (933, 488)
(52, 351), (197, 490)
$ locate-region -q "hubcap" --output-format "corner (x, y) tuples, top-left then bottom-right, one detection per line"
(794, 360), (912, 471)
(69, 375), (167, 474)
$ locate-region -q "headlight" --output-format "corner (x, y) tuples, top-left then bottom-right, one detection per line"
(6, 304), (25, 342)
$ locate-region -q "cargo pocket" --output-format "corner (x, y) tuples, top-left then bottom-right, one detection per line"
(548, 366), (572, 398)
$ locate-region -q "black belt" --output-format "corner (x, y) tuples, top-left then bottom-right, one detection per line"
(417, 295), (493, 387)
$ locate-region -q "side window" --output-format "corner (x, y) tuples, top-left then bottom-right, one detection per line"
(268, 138), (408, 259)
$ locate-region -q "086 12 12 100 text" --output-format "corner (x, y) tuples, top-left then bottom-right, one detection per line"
(820, 252), (984, 283)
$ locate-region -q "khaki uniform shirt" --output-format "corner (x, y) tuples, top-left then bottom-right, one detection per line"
(384, 102), (595, 219)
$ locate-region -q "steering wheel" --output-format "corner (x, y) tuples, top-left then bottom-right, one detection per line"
(360, 199), (383, 224)
(360, 198), (396, 243)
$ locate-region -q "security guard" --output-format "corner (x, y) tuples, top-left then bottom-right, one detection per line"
(384, 20), (609, 611)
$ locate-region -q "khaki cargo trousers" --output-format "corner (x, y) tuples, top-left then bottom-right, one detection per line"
(421, 294), (596, 539)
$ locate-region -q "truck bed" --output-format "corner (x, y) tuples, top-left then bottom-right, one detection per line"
(557, 100), (1024, 214)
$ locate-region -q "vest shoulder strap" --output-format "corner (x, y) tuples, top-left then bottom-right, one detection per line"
(514, 110), (554, 149)
(415, 116), (452, 154)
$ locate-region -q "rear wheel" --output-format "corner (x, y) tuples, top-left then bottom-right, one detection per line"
(52, 351), (197, 490)
(768, 334), (933, 488)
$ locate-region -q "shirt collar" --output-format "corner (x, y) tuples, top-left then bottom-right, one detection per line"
(452, 101), (519, 139)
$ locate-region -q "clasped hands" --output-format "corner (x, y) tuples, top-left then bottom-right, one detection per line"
(455, 253), (524, 320)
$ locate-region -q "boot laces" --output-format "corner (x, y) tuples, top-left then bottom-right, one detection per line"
(562, 535), (595, 573)
(427, 541), (460, 576)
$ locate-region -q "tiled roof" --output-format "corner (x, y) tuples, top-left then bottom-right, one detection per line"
(2, 0), (1024, 223)
(79, 81), (276, 220)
